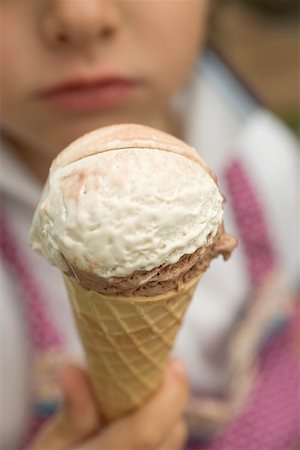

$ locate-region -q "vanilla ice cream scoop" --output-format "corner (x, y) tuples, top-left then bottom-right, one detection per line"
(30, 124), (226, 280)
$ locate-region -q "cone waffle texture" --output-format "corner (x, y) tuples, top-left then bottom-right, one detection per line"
(64, 274), (201, 421)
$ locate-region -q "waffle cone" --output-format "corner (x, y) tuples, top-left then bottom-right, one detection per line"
(64, 274), (201, 421)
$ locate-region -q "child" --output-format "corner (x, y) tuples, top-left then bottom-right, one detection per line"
(1, 1), (298, 449)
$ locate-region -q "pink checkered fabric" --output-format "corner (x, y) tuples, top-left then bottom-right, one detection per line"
(0, 214), (63, 350)
(187, 158), (300, 449)
(192, 316), (300, 450)
(0, 211), (64, 444)
(224, 158), (277, 286)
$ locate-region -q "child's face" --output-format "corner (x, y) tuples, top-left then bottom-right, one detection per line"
(1, 1), (209, 158)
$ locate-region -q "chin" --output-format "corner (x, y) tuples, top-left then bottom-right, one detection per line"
(56, 114), (147, 148)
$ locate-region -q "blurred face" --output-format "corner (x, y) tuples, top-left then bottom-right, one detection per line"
(1, 0), (209, 159)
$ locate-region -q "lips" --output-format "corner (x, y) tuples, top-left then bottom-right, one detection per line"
(39, 76), (138, 112)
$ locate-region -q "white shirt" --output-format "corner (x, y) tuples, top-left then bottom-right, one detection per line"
(1, 50), (298, 449)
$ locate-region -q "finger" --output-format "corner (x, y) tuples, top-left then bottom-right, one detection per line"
(59, 365), (100, 433)
(129, 358), (189, 448)
(29, 366), (100, 449)
(158, 418), (188, 450)
(79, 358), (188, 450)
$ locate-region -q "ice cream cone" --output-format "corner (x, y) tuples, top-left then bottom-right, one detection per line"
(30, 124), (237, 423)
(64, 273), (201, 421)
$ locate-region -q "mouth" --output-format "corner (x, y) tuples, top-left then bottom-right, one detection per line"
(38, 76), (139, 112)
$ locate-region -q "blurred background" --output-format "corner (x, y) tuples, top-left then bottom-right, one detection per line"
(209, 0), (300, 134)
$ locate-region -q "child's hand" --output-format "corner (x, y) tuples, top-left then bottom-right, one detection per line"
(28, 359), (188, 450)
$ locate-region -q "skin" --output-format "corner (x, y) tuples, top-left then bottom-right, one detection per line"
(29, 360), (189, 450)
(1, 0), (209, 181)
(1, 1), (210, 448)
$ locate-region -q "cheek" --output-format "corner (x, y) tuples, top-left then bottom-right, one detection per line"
(0, 15), (35, 123)
(0, 29), (20, 111)
(133, 2), (208, 96)
(1, 50), (31, 138)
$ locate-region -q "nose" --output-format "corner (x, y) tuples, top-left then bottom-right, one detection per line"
(40, 0), (121, 49)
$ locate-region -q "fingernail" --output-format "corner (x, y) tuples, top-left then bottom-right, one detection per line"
(169, 359), (186, 380)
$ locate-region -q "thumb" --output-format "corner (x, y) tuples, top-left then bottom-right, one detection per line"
(28, 365), (100, 449)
